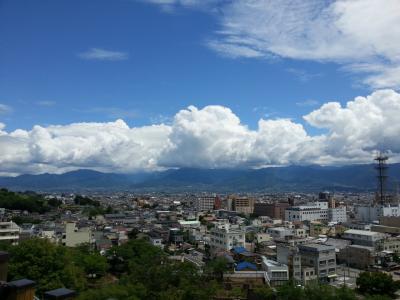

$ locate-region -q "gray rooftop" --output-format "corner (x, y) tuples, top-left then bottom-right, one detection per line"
(299, 243), (335, 252)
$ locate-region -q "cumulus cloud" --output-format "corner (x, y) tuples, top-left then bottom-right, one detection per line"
(78, 48), (129, 61)
(1, 90), (400, 175)
(144, 0), (400, 89)
(0, 120), (171, 175)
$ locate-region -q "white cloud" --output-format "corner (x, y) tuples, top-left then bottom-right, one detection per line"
(304, 89), (400, 159)
(145, 0), (400, 89)
(209, 0), (400, 89)
(1, 90), (400, 175)
(78, 48), (129, 61)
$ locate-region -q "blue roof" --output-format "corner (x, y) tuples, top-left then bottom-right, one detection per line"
(232, 246), (247, 254)
(236, 261), (257, 271)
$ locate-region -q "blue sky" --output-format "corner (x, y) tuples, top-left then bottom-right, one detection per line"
(1, 0), (400, 175)
(0, 0), (367, 132)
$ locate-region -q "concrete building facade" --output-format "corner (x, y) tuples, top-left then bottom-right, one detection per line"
(343, 229), (386, 247)
(298, 244), (337, 282)
(209, 224), (245, 252)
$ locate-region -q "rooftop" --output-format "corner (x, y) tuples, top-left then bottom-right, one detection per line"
(299, 243), (335, 252)
(344, 229), (384, 236)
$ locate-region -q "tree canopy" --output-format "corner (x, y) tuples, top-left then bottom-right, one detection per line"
(1, 236), (398, 300)
(356, 271), (400, 298)
(0, 188), (56, 213)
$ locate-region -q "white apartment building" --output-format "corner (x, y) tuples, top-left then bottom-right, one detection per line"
(285, 205), (328, 222)
(328, 206), (347, 223)
(286, 201), (347, 223)
(209, 224), (245, 251)
(0, 221), (21, 245)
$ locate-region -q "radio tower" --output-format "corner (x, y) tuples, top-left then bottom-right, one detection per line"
(375, 152), (389, 205)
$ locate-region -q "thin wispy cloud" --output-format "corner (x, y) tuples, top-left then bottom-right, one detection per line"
(36, 101), (56, 107)
(81, 107), (138, 119)
(207, 0), (400, 89)
(0, 104), (12, 114)
(286, 68), (322, 83)
(78, 48), (129, 61)
(145, 0), (400, 90)
(296, 99), (319, 107)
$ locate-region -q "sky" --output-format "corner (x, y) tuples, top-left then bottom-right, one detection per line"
(0, 0), (400, 175)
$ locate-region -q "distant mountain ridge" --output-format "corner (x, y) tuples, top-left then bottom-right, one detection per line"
(0, 164), (399, 192)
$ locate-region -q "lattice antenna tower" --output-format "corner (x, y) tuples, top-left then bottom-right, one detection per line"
(375, 152), (389, 205)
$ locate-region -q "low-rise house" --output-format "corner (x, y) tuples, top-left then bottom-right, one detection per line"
(148, 232), (164, 249)
(261, 257), (289, 286)
(255, 232), (272, 244)
(343, 229), (386, 247)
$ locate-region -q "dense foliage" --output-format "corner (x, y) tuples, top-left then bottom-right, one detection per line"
(0, 239), (107, 296)
(0, 188), (54, 213)
(356, 271), (400, 298)
(1, 237), (399, 300)
(11, 215), (42, 225)
(74, 195), (100, 206)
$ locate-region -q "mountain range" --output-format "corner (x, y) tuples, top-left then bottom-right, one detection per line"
(0, 164), (399, 193)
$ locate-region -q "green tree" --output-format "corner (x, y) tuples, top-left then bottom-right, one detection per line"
(205, 257), (231, 281)
(4, 238), (87, 295)
(0, 188), (51, 213)
(356, 271), (400, 298)
(69, 245), (108, 278)
(74, 195), (100, 206)
(276, 282), (305, 300)
(77, 283), (146, 300)
(108, 239), (165, 275)
(252, 286), (275, 299)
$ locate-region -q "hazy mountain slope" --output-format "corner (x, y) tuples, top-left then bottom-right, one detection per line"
(0, 164), (399, 192)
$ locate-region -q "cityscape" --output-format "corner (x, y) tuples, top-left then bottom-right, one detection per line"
(1, 0), (400, 300)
